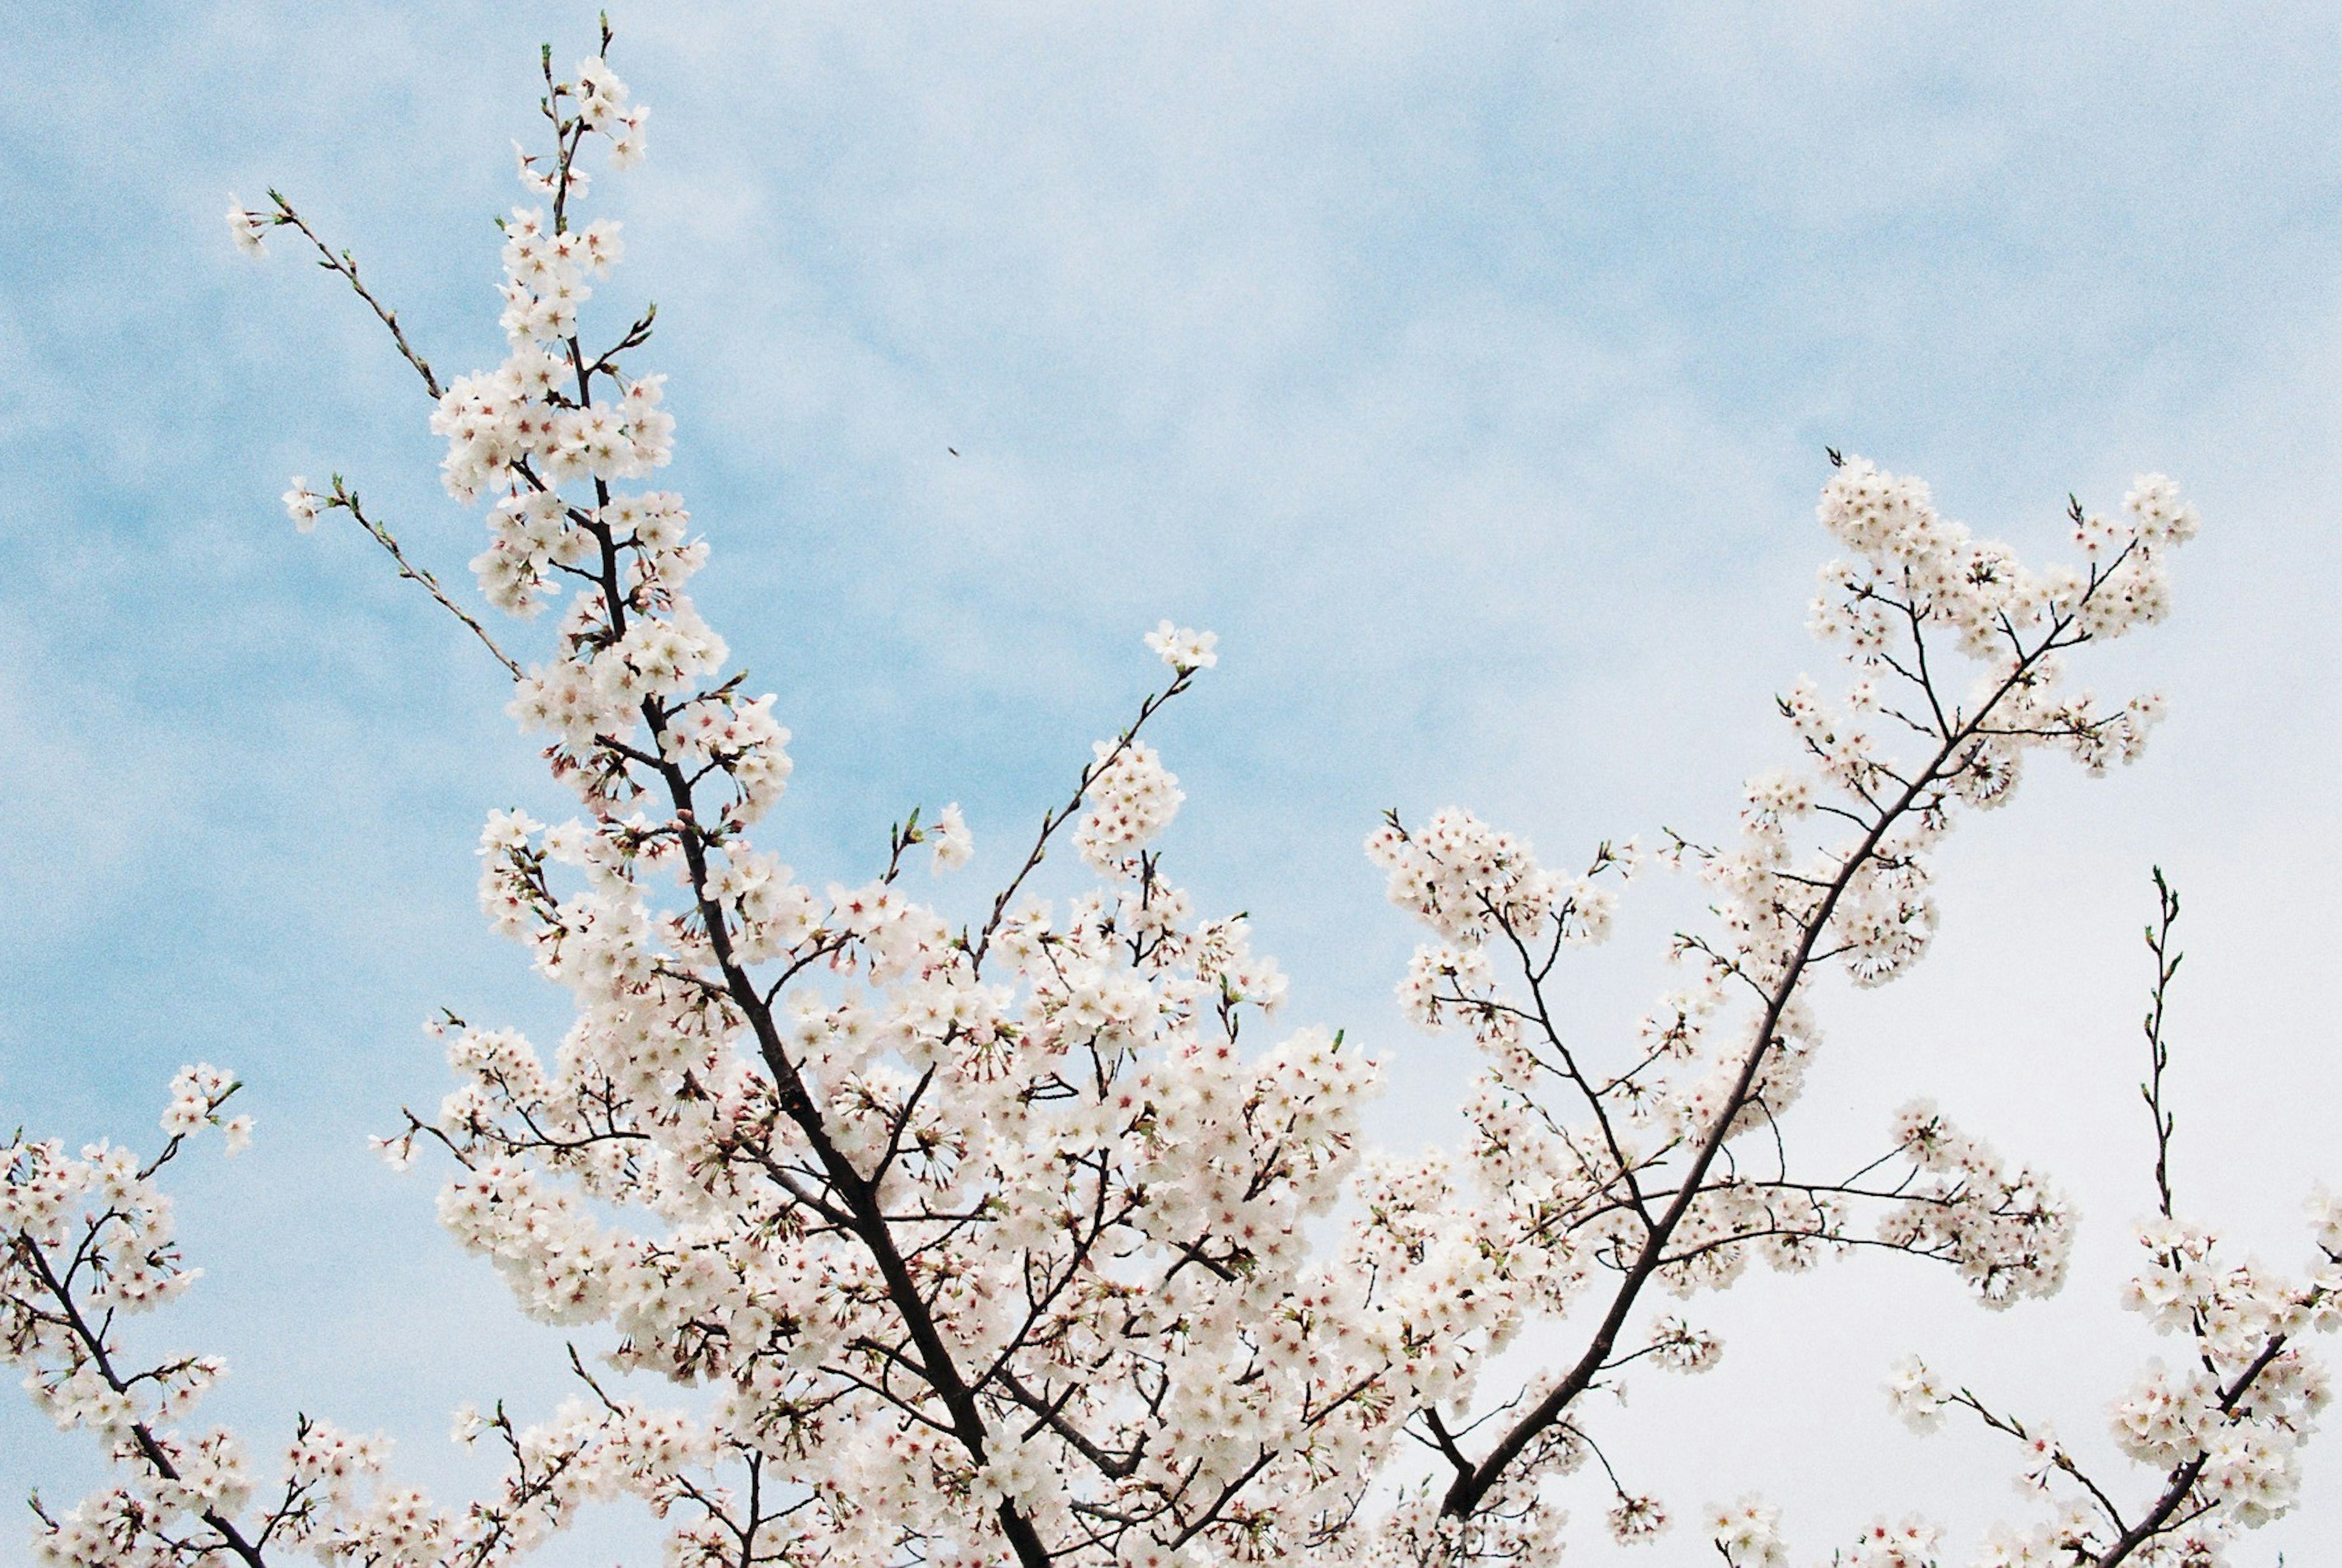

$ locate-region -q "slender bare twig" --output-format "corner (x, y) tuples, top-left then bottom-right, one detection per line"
(263, 196), (443, 400)
(2140, 867), (2182, 1220)
(323, 479), (525, 681)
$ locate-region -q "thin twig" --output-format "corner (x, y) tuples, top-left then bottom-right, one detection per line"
(264, 195), (444, 400)
(326, 479), (525, 679)
(2141, 867), (2183, 1220)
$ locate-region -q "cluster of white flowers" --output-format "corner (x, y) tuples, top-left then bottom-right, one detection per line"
(2100, 1212), (2335, 1531)
(573, 54), (648, 167)
(2, 1078), (271, 1567)
(1647, 1314), (1724, 1373)
(1073, 739), (1185, 873)
(1881, 1100), (2072, 1307)
(1708, 1494), (1789, 1567)
(5, 1136), (209, 1427)
(1144, 620), (1219, 673)
(160, 1062), (251, 1155)
(1843, 1516), (1944, 1567)
(924, 800), (975, 872)
(1885, 1354), (1952, 1433)
(1605, 1492), (1668, 1544)
(1370, 809), (1577, 947)
(4, 1054), (750, 1564)
(429, 203), (659, 505)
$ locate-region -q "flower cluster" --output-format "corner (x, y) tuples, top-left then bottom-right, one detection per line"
(1881, 1100), (2073, 1308)
(1843, 1516), (1943, 1568)
(1144, 620), (1219, 673)
(3, 1080), (256, 1566)
(2100, 1214), (2335, 1532)
(1073, 739), (1185, 873)
(431, 209), (660, 505)
(1369, 809), (1589, 948)
(1708, 1494), (1789, 1567)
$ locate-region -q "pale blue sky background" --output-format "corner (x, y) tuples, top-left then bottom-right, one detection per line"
(2, 3), (2338, 1562)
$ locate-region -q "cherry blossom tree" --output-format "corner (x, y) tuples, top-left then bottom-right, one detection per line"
(7, 26), (2333, 1568)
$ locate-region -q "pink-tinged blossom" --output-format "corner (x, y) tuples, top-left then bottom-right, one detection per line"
(1606, 1492), (1669, 1544)
(1708, 1494), (1789, 1567)
(1073, 738), (1183, 873)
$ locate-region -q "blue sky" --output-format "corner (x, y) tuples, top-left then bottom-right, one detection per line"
(2, 2), (2338, 1561)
